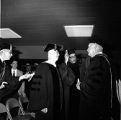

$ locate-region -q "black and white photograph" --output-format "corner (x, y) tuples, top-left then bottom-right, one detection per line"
(0, 0), (120, 120)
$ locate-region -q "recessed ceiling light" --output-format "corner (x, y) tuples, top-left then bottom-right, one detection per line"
(0, 28), (22, 39)
(64, 25), (94, 37)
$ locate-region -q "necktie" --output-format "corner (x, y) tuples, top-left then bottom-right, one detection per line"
(13, 70), (15, 76)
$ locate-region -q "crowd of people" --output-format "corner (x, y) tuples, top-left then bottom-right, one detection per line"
(0, 36), (119, 120)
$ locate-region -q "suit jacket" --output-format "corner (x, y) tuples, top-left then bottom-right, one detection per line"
(11, 69), (23, 77)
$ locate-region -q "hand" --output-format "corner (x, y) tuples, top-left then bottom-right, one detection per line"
(2, 81), (8, 85)
(19, 73), (32, 81)
(76, 78), (81, 90)
(65, 50), (69, 64)
(0, 82), (8, 89)
(41, 108), (48, 113)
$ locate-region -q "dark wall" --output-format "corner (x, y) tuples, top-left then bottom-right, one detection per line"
(1, 0), (120, 49)
(1, 0), (121, 65)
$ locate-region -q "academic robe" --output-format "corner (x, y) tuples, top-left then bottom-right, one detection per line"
(58, 63), (75, 120)
(28, 63), (63, 120)
(67, 63), (80, 120)
(79, 54), (112, 120)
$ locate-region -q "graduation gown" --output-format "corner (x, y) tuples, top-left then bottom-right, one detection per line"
(58, 63), (75, 120)
(28, 63), (63, 120)
(79, 54), (112, 120)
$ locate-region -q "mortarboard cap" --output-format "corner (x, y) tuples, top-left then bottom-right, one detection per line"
(44, 43), (62, 52)
(0, 43), (11, 51)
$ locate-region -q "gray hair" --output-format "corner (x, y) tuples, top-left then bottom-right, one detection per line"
(94, 43), (103, 53)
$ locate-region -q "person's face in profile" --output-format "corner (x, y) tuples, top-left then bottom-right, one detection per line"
(69, 53), (77, 64)
(48, 49), (60, 62)
(2, 49), (13, 61)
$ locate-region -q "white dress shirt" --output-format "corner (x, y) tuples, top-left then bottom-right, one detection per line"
(11, 69), (17, 77)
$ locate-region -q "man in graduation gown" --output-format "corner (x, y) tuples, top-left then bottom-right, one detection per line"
(28, 43), (75, 120)
(78, 36), (112, 120)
